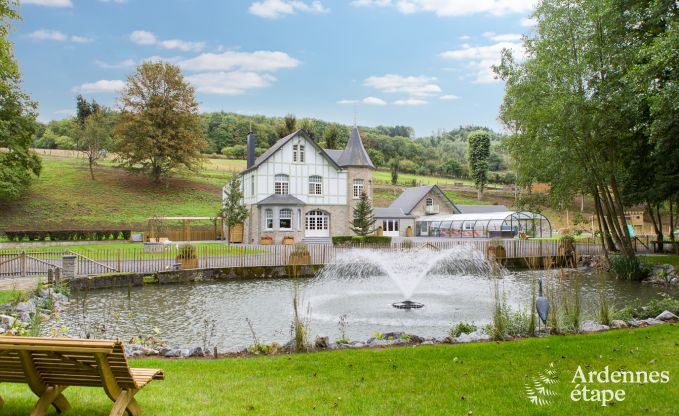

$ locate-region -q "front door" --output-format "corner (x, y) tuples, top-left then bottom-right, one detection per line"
(382, 219), (400, 237)
(305, 210), (330, 237)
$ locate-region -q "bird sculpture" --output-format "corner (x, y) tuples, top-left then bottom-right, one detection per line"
(535, 277), (550, 333)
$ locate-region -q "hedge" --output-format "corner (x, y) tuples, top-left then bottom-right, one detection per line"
(1, 230), (132, 242)
(332, 236), (392, 246)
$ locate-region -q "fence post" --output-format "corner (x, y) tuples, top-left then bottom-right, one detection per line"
(62, 255), (76, 279)
(20, 251), (26, 277)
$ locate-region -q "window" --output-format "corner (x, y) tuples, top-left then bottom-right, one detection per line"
(353, 179), (364, 198)
(306, 210), (329, 230)
(309, 175), (322, 195)
(265, 209), (273, 230)
(382, 220), (399, 232)
(279, 208), (292, 229)
(426, 197), (433, 207)
(274, 174), (289, 195)
(293, 144), (305, 163)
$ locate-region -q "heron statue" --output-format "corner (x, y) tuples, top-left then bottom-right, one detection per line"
(536, 277), (550, 333)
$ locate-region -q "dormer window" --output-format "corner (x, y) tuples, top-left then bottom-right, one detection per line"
(426, 197), (433, 207)
(274, 174), (289, 195)
(309, 175), (322, 195)
(293, 144), (305, 163)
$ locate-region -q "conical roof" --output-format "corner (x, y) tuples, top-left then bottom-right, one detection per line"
(337, 126), (374, 168)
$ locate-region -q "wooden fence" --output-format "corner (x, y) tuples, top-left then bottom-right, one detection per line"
(0, 239), (604, 278)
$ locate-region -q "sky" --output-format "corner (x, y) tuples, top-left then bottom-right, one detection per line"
(12, 0), (535, 137)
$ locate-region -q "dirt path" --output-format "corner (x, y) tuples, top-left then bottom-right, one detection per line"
(0, 276), (43, 291)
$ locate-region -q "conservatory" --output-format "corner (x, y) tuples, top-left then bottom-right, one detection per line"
(416, 211), (552, 239)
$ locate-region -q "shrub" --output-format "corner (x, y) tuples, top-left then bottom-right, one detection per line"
(614, 296), (679, 320)
(608, 255), (650, 281)
(332, 236), (392, 246)
(177, 244), (197, 259)
(450, 321), (477, 338)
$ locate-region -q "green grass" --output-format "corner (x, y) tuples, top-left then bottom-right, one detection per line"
(443, 190), (494, 206)
(373, 170), (473, 186)
(0, 156), (230, 230)
(0, 289), (25, 305)
(0, 325), (676, 414)
(640, 255), (679, 268)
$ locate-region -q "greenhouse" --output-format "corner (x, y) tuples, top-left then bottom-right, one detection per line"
(415, 211), (552, 239)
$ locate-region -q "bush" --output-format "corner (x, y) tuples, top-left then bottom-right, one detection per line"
(614, 296), (679, 321)
(177, 244), (197, 259)
(2, 229), (131, 242)
(450, 321), (477, 338)
(608, 255), (650, 281)
(332, 236), (392, 246)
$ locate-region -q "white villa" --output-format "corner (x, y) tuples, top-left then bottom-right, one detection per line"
(228, 126), (374, 244)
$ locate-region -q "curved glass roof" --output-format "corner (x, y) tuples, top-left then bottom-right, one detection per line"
(416, 211), (552, 238)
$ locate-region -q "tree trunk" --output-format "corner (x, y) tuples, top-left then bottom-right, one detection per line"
(669, 200), (675, 243)
(646, 203), (663, 253)
(88, 154), (96, 180)
(477, 188), (483, 200)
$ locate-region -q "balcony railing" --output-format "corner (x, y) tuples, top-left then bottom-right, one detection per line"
(425, 204), (440, 215)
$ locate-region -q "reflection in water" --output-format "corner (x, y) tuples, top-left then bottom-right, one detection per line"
(48, 269), (675, 351)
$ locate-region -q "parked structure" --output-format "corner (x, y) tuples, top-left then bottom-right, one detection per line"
(228, 127), (374, 244)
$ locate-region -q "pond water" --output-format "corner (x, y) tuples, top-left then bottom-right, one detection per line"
(47, 266), (676, 352)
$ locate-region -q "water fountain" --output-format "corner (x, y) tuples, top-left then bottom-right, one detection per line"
(321, 245), (495, 309)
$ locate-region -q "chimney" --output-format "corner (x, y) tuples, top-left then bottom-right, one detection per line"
(246, 131), (256, 169)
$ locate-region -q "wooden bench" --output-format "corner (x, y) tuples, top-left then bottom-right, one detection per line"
(0, 337), (164, 416)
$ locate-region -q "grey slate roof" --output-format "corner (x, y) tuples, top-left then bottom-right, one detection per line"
(336, 127), (374, 168)
(324, 149), (343, 165)
(456, 204), (508, 214)
(257, 194), (305, 206)
(388, 185), (459, 215)
(373, 207), (415, 219)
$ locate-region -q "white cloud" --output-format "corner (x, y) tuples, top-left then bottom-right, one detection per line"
(186, 72), (276, 95)
(130, 30), (204, 52)
(440, 39), (524, 83)
(484, 32), (522, 42)
(178, 50), (300, 72)
(98, 0), (127, 3)
(73, 79), (125, 93)
(29, 29), (92, 43)
(94, 58), (136, 69)
(520, 16), (536, 27)
(364, 74), (442, 96)
(22, 0), (72, 7)
(362, 96), (387, 105)
(351, 0), (534, 17)
(249, 0), (329, 19)
(459, 35), (470, 40)
(394, 98), (427, 106)
(439, 94), (460, 100)
(336, 97), (387, 105)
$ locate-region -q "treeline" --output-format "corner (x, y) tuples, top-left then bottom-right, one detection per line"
(32, 112), (510, 180)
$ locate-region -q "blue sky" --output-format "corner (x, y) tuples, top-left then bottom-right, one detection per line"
(13, 0), (534, 137)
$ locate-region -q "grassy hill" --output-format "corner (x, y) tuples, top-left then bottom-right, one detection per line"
(0, 153), (522, 232)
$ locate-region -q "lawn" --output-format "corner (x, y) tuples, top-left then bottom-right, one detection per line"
(373, 170), (473, 186)
(0, 156), (229, 230)
(0, 325), (676, 415)
(640, 255), (679, 268)
(443, 190), (494, 206)
(0, 289), (24, 305)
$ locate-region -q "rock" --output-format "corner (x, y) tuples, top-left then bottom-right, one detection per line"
(655, 310), (679, 323)
(179, 349), (191, 358)
(314, 336), (329, 349)
(610, 320), (629, 329)
(189, 346), (204, 357)
(50, 292), (69, 303)
(456, 329), (491, 343)
(643, 318), (665, 326)
(350, 342), (365, 349)
(15, 300), (35, 314)
(0, 314), (16, 329)
(581, 321), (610, 333)
(369, 339), (394, 347)
(421, 340), (434, 345)
(163, 349), (183, 358)
(39, 289), (50, 298)
(131, 350), (145, 358)
(141, 347), (159, 356)
(380, 332), (404, 340)
(627, 319), (648, 328)
(19, 312), (31, 323)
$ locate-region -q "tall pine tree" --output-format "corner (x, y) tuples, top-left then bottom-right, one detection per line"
(352, 191), (376, 236)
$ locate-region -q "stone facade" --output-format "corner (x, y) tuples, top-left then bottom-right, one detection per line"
(410, 189), (457, 218)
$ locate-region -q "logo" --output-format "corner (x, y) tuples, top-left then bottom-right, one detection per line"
(525, 362), (559, 405)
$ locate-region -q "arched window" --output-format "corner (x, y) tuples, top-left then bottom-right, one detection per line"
(309, 175), (322, 195)
(279, 208), (292, 229)
(274, 174), (289, 195)
(425, 197), (433, 207)
(265, 209), (273, 230)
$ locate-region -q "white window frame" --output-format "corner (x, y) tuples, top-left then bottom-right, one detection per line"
(265, 209), (273, 230)
(279, 208), (292, 230)
(274, 174), (289, 195)
(299, 144), (305, 162)
(426, 197), (433, 207)
(309, 175), (322, 195)
(292, 144), (298, 162)
(353, 179), (364, 199)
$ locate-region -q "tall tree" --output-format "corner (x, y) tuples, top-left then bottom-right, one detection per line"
(276, 113), (297, 138)
(390, 158), (399, 185)
(0, 0), (40, 200)
(323, 124), (340, 149)
(467, 130), (490, 200)
(352, 191), (376, 237)
(76, 112), (111, 180)
(75, 94), (99, 127)
(114, 62), (207, 183)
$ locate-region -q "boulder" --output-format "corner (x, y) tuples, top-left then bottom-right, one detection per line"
(581, 321), (610, 333)
(189, 346), (204, 357)
(627, 319), (648, 328)
(141, 347), (159, 356)
(51, 292), (69, 303)
(642, 318), (665, 326)
(15, 300), (35, 314)
(0, 314), (16, 329)
(314, 336), (330, 349)
(421, 340), (434, 346)
(409, 335), (424, 344)
(456, 329), (492, 343)
(179, 349), (191, 358)
(162, 349), (183, 358)
(610, 320), (629, 329)
(380, 332), (404, 340)
(655, 310), (679, 323)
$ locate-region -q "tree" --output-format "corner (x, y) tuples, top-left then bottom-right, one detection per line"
(276, 113), (297, 138)
(0, 0), (40, 200)
(441, 159), (464, 178)
(75, 94), (100, 127)
(76, 112), (111, 180)
(114, 62), (207, 183)
(221, 175), (249, 243)
(352, 191), (376, 236)
(390, 158), (399, 185)
(323, 124), (340, 149)
(467, 130), (490, 200)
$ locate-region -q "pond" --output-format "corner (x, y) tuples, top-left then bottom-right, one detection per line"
(47, 267), (676, 352)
